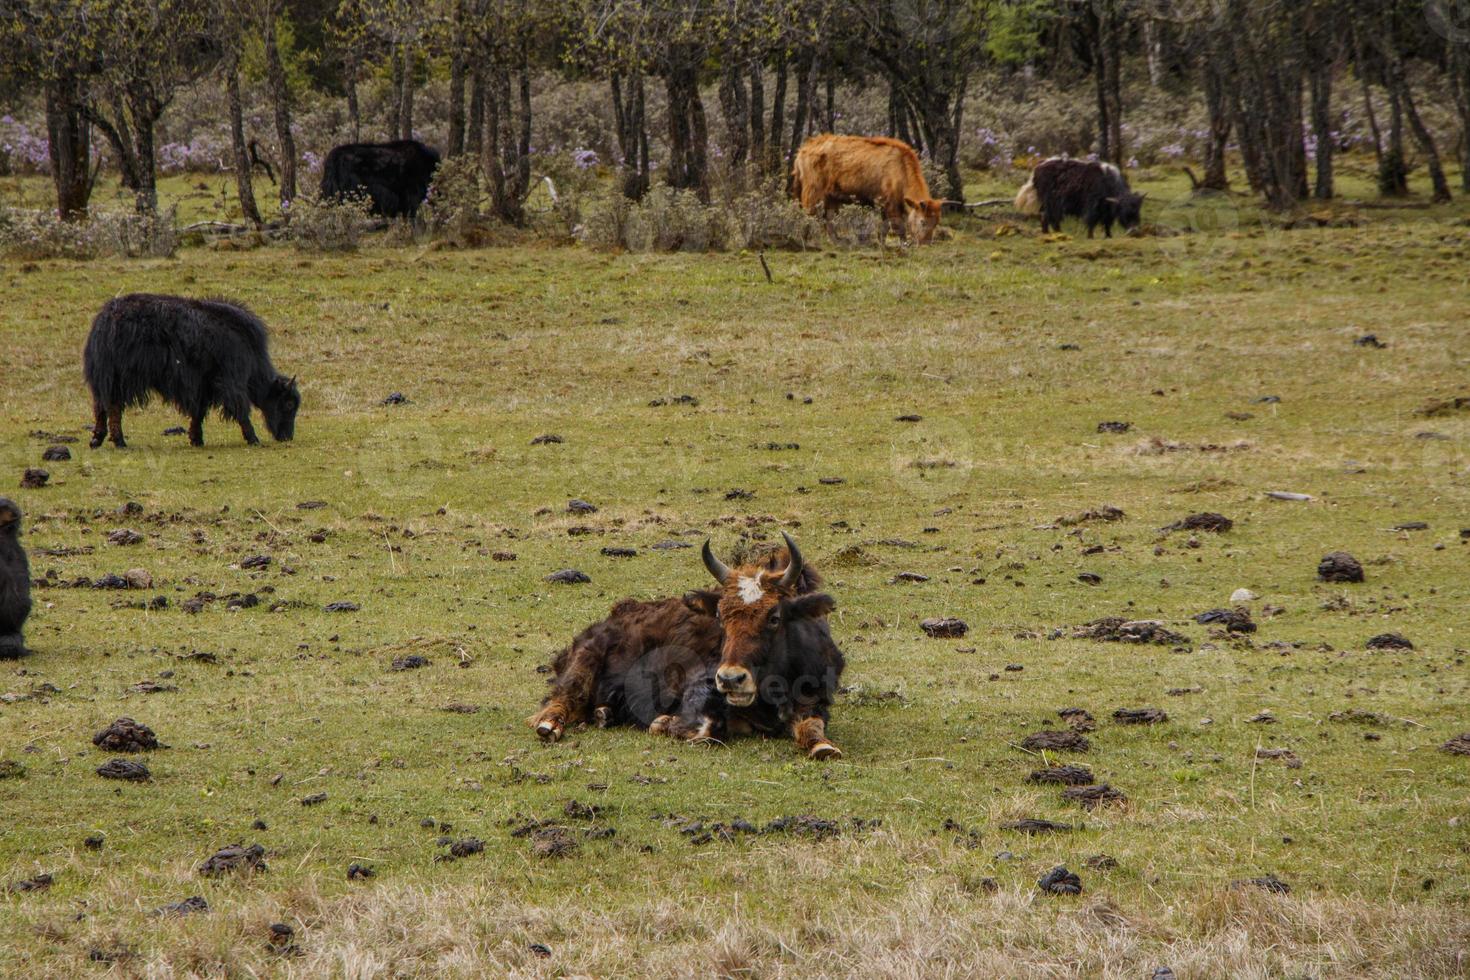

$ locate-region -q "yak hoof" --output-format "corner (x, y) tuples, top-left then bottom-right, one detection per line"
(593, 706), (612, 728)
(648, 714), (674, 736)
(529, 710), (564, 741)
(809, 742), (842, 761)
(89, 436), (104, 449)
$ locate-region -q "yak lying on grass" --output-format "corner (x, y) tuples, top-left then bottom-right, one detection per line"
(1023, 157), (1145, 238)
(0, 499), (31, 659)
(84, 294), (300, 449)
(530, 533), (847, 759)
(319, 140), (440, 219)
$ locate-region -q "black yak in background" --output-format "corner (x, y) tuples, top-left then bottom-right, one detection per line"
(0, 498), (31, 659)
(1018, 157), (1145, 238)
(319, 140), (440, 219)
(84, 294), (300, 448)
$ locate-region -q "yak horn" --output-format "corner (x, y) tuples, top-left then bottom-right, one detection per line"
(702, 539), (732, 585)
(778, 531), (804, 589)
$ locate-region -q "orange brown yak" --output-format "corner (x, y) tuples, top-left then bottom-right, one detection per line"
(791, 134), (947, 243)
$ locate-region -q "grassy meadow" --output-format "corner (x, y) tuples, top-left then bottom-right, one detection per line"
(2, 164), (1469, 977)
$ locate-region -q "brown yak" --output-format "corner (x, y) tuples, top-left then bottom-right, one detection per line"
(791, 134), (946, 243)
(528, 533), (846, 760)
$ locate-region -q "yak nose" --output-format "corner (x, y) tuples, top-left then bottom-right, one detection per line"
(716, 668), (750, 690)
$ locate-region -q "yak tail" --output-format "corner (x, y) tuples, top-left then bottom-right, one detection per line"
(1014, 179), (1040, 215)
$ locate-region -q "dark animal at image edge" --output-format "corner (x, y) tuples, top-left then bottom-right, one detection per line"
(0, 499), (32, 659)
(84, 294), (300, 448)
(1017, 156), (1145, 238)
(319, 140), (440, 219)
(529, 533), (847, 759)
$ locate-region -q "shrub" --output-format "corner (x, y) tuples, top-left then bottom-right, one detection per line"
(0, 205), (179, 259)
(284, 193), (374, 251)
(421, 155), (488, 245)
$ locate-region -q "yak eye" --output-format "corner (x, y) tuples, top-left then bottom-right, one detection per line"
(767, 609), (781, 627)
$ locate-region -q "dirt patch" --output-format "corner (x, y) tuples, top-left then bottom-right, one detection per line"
(1058, 708), (1096, 732)
(198, 843), (267, 877)
(1063, 784), (1127, 809)
(1366, 632), (1414, 650)
(441, 702), (481, 714)
(1415, 395), (1469, 417)
(1027, 764), (1094, 785)
(1439, 733), (1470, 756)
(1317, 552), (1364, 583)
(1113, 707), (1168, 725)
(20, 469), (49, 489)
(1073, 618), (1189, 646)
(600, 547), (637, 558)
(391, 655), (431, 671)
(107, 529), (144, 546)
(1233, 874), (1290, 894)
(1194, 608), (1256, 633)
(1162, 512), (1233, 533)
(1056, 505), (1125, 527)
(546, 569), (591, 584)
(1002, 819), (1073, 835)
(1096, 421), (1132, 433)
(347, 863), (376, 880)
(324, 601), (360, 612)
(8, 872), (53, 893)
(530, 434), (563, 445)
(1255, 748), (1302, 769)
(920, 617), (968, 638)
(1021, 730), (1089, 752)
(154, 896), (209, 916)
(93, 718), (159, 752)
(96, 758), (150, 781)
(1038, 866), (1083, 895)
(1085, 854), (1119, 870)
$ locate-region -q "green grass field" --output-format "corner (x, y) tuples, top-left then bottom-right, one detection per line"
(2, 169), (1469, 977)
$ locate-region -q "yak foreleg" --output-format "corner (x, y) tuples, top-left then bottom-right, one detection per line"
(792, 713), (841, 761)
(528, 641), (604, 741)
(90, 400), (108, 449)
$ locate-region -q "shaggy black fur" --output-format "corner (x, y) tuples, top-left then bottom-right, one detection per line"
(319, 140), (440, 218)
(0, 499), (32, 659)
(1032, 158), (1145, 238)
(84, 294), (300, 448)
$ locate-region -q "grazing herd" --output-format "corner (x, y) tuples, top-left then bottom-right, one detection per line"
(4, 132), (1145, 763)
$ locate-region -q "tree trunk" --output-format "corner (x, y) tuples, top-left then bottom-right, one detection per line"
(663, 63), (708, 200)
(1308, 60), (1333, 199)
(768, 52), (787, 176)
(1143, 18), (1164, 88)
(1200, 45), (1232, 191)
(1396, 72), (1451, 202)
(123, 88), (159, 213)
(748, 64), (765, 175)
(398, 44), (415, 140)
(1381, 81), (1409, 195)
(610, 72), (648, 199)
(263, 11), (297, 205)
(1450, 43), (1470, 191)
(787, 51), (811, 172)
(225, 60), (262, 226)
(718, 65), (750, 172)
(1091, 9), (1111, 162)
(467, 66), (484, 158)
(1100, 2), (1124, 164)
(448, 48), (467, 156)
(824, 66), (835, 132)
(345, 53), (361, 142)
(44, 77), (91, 221)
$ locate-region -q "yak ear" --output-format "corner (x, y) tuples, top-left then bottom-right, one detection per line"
(0, 502), (19, 529)
(683, 590), (720, 618)
(784, 592), (835, 621)
(903, 197), (920, 211)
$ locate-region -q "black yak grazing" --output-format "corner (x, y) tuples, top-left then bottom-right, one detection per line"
(0, 499), (31, 659)
(84, 294), (300, 448)
(319, 140), (440, 219)
(1023, 157), (1145, 238)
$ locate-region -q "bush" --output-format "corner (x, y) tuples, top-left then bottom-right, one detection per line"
(0, 205), (179, 259)
(421, 155), (488, 245)
(284, 193), (374, 251)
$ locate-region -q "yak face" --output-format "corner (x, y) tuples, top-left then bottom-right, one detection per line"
(0, 499), (20, 538)
(700, 533), (834, 707)
(1113, 191), (1146, 232)
(260, 375), (300, 442)
(903, 198), (943, 244)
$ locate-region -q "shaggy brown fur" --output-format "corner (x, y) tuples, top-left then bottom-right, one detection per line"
(791, 134), (945, 243)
